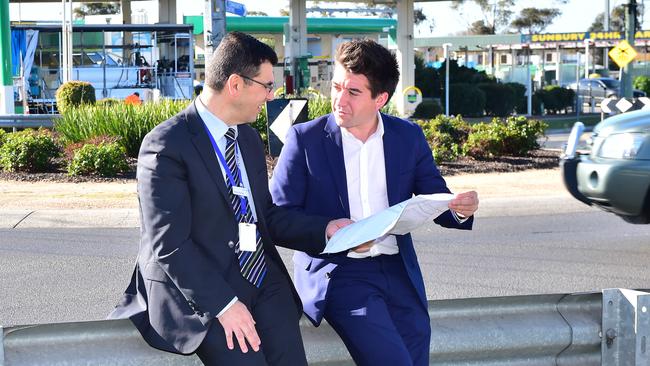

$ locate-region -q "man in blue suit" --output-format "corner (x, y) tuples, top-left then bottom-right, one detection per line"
(270, 39), (479, 366)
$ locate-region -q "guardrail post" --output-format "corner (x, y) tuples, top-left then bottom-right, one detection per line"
(1, 325), (5, 366)
(602, 288), (650, 365)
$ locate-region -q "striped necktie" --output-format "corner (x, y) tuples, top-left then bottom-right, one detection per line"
(224, 127), (267, 288)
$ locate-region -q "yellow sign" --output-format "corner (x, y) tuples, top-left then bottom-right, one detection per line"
(609, 40), (638, 68)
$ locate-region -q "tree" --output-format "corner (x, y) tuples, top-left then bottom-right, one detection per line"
(468, 20), (494, 35)
(510, 8), (561, 34)
(73, 3), (120, 19)
(589, 5), (627, 32)
(451, 0), (515, 34)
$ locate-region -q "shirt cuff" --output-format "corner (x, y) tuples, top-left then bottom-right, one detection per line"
(451, 210), (470, 223)
(216, 296), (238, 318)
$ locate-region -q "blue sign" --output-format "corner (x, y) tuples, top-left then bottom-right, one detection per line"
(226, 0), (247, 17)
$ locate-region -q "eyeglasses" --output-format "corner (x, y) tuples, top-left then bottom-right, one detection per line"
(239, 74), (275, 94)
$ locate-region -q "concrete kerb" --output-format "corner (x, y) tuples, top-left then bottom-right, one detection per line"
(0, 195), (595, 229)
(1, 209), (140, 229)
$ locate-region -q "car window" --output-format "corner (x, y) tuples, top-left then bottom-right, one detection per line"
(601, 79), (620, 89)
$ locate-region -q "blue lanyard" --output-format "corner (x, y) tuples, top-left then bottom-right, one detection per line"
(203, 125), (248, 219)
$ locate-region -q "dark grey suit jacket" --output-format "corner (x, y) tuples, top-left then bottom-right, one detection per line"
(109, 103), (330, 354)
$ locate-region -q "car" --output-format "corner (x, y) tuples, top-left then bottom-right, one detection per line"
(560, 109), (650, 224)
(566, 77), (646, 104)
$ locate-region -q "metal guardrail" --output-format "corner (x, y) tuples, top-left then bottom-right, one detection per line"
(0, 114), (58, 131)
(3, 290), (623, 366)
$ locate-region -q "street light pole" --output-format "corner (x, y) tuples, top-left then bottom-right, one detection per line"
(0, 0), (14, 114)
(443, 43), (452, 116)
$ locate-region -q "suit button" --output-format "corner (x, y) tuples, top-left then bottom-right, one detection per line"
(228, 241), (235, 248)
(325, 272), (331, 279)
(235, 248), (240, 254)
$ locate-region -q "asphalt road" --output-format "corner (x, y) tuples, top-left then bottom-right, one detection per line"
(2, 206), (650, 327)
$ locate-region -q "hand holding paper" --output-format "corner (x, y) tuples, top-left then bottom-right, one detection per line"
(322, 193), (456, 254)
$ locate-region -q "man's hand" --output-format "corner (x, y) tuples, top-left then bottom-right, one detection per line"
(217, 301), (260, 353)
(448, 190), (479, 218)
(326, 218), (354, 239)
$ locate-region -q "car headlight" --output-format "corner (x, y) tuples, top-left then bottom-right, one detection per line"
(597, 133), (645, 159)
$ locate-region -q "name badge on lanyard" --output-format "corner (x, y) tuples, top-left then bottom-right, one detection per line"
(239, 222), (257, 251)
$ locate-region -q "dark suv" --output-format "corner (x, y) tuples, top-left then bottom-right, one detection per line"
(561, 109), (650, 224)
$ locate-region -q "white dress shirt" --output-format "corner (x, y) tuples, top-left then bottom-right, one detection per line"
(343, 113), (399, 258)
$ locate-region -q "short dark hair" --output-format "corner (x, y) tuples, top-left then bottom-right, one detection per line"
(205, 31), (278, 91)
(335, 39), (400, 101)
(133, 92), (140, 97)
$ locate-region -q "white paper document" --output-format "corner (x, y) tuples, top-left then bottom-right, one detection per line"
(322, 193), (455, 254)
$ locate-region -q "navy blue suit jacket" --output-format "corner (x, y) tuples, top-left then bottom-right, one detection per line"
(270, 113), (473, 326)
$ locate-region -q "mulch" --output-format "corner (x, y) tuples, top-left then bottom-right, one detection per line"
(0, 149), (561, 183)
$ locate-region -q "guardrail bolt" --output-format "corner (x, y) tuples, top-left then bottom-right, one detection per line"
(606, 328), (617, 347)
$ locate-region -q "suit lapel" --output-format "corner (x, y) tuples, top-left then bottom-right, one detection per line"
(185, 103), (234, 214)
(323, 115), (350, 216)
(382, 114), (402, 206)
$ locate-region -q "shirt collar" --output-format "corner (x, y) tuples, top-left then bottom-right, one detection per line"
(340, 111), (385, 142)
(195, 97), (236, 140)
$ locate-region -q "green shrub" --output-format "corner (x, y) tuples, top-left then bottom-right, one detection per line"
(0, 129), (61, 172)
(417, 115), (471, 163)
(0, 128), (6, 147)
(55, 81), (96, 114)
(55, 99), (188, 157)
(306, 95), (332, 120)
(411, 99), (443, 119)
(444, 83), (486, 117)
(67, 141), (129, 177)
(535, 86), (575, 114)
(96, 98), (121, 107)
(479, 83), (516, 117)
(634, 75), (650, 96)
(463, 116), (547, 159)
(253, 104), (268, 143)
(505, 82), (527, 114)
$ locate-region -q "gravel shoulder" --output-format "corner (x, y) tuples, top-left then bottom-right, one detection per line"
(0, 168), (567, 210)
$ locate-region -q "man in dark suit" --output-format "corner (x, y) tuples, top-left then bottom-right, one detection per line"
(109, 31), (351, 366)
(270, 39), (479, 366)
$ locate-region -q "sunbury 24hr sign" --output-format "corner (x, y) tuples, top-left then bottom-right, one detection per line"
(522, 31), (650, 43)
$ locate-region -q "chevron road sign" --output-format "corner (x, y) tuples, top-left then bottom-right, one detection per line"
(266, 98), (309, 156)
(600, 96), (650, 114)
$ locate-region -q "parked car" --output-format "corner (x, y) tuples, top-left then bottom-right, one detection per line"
(567, 77), (646, 104)
(560, 109), (650, 224)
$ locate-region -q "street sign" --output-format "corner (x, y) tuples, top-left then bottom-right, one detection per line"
(608, 40), (638, 69)
(226, 0), (247, 17)
(600, 96), (650, 114)
(266, 98), (309, 157)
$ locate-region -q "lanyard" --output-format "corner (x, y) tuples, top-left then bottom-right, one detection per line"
(203, 125), (248, 219)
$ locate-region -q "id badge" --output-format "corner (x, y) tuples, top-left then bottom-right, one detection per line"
(239, 223), (257, 251)
(232, 186), (248, 197)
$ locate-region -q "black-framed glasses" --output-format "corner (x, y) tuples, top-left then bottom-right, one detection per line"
(239, 74), (275, 94)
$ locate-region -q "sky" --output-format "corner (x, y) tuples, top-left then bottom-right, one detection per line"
(9, 0), (647, 36)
